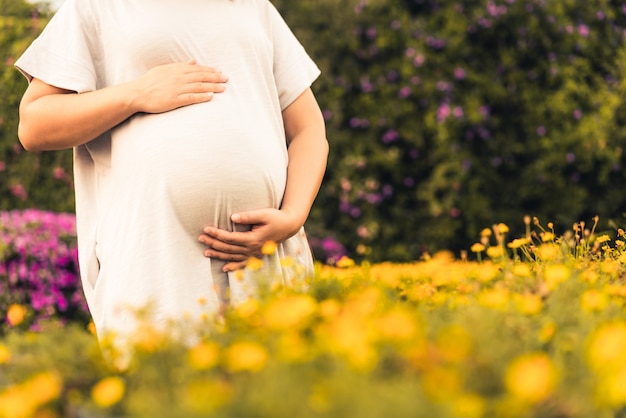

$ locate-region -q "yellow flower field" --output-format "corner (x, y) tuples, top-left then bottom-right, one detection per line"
(1, 220), (626, 417)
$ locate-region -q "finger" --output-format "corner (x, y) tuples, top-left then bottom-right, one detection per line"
(179, 81), (226, 95)
(184, 66), (229, 82)
(176, 92), (215, 106)
(203, 249), (248, 262)
(231, 209), (270, 226)
(201, 228), (252, 246)
(223, 261), (247, 273)
(198, 234), (248, 253)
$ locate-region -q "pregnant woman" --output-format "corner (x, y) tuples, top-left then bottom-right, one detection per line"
(16, 0), (328, 343)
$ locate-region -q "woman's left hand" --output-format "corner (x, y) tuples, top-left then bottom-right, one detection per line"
(198, 208), (300, 272)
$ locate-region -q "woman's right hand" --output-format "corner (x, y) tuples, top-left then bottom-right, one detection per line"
(129, 59), (228, 114)
(19, 59), (227, 151)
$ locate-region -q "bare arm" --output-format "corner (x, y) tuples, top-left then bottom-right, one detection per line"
(277, 88), (329, 232)
(18, 60), (228, 151)
(199, 88), (329, 270)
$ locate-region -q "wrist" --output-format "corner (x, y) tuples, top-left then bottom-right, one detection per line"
(280, 207), (308, 237)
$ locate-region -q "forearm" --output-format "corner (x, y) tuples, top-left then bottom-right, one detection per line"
(281, 126), (329, 232)
(18, 61), (227, 152)
(18, 83), (138, 151)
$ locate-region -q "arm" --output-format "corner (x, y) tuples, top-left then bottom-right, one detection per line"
(199, 88), (329, 271)
(18, 60), (228, 151)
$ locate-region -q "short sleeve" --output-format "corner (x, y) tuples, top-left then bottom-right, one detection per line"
(15, 0), (100, 93)
(266, 2), (321, 110)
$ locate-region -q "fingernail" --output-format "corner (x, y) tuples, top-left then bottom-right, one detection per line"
(231, 213), (241, 222)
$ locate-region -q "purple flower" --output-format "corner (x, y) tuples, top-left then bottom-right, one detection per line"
(413, 54), (425, 67)
(398, 86), (412, 99)
(573, 109), (583, 120)
(437, 103), (451, 122)
(382, 129), (400, 144)
(0, 210), (85, 325)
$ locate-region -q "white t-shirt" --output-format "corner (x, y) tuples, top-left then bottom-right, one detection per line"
(16, 0), (321, 339)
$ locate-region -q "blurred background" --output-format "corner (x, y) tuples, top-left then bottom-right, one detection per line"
(2, 0), (626, 263)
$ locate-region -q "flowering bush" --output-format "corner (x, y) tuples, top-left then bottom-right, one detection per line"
(1, 217), (626, 417)
(0, 210), (88, 331)
(3, 0), (626, 259)
(275, 0), (626, 260)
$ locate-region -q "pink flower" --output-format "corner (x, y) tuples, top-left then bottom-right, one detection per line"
(437, 103), (451, 123)
(9, 184), (27, 200)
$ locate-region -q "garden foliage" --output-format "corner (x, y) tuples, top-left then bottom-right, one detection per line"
(2, 216), (626, 417)
(2, 0), (626, 261)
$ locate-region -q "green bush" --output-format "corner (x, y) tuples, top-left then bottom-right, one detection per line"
(276, 0), (626, 261)
(0, 2), (74, 213)
(2, 0), (626, 262)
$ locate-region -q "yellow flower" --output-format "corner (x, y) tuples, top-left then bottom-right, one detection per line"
(480, 228), (492, 238)
(496, 223), (509, 234)
(505, 353), (558, 403)
(0, 344), (10, 364)
(0, 388), (32, 418)
(374, 308), (418, 342)
(335, 256), (356, 268)
(470, 243), (485, 253)
(7, 304), (27, 326)
(132, 324), (166, 353)
(263, 295), (317, 330)
(224, 341), (268, 373)
(234, 299), (260, 319)
(478, 289), (509, 311)
(581, 289), (608, 313)
(261, 240), (277, 255)
(543, 264), (570, 290)
(318, 299), (341, 319)
(486, 245), (505, 259)
(535, 244), (560, 261)
(586, 322), (626, 372)
(27, 372), (63, 406)
(515, 294), (543, 315)
(92, 376), (125, 408)
(87, 321), (98, 336)
(246, 257), (264, 271)
(474, 262), (500, 283)
(595, 234), (611, 244)
(507, 238), (530, 249)
(512, 264), (532, 277)
(601, 260), (620, 275)
(541, 232), (555, 242)
(598, 366), (626, 406)
(188, 342), (220, 370)
(581, 269), (599, 284)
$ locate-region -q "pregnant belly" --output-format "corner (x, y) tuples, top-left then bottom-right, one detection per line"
(110, 104), (288, 234)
